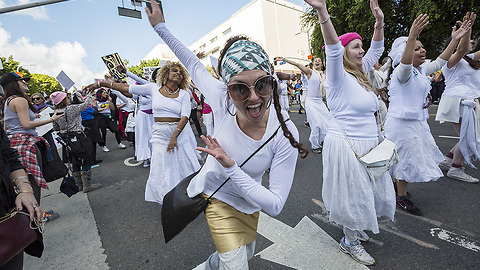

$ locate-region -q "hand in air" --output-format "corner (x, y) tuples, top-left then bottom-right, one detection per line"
(451, 14), (473, 41)
(304, 0), (326, 10)
(146, 0), (165, 27)
(196, 135), (235, 168)
(409, 14), (429, 38)
(370, 0), (384, 23)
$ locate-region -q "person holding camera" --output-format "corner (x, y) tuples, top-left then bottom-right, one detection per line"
(50, 90), (102, 193)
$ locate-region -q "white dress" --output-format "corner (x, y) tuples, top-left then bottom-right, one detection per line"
(322, 41), (395, 233)
(385, 61), (444, 183)
(304, 70), (330, 149)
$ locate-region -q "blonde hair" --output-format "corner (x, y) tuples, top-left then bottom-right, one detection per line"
(156, 61), (190, 90)
(343, 47), (374, 92)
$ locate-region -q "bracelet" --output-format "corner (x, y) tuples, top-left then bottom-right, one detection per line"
(375, 22), (385, 30)
(12, 175), (28, 183)
(97, 81), (101, 88)
(17, 189), (34, 194)
(16, 181), (31, 188)
(283, 57), (287, 62)
(320, 15), (331, 24)
(110, 82), (113, 87)
(176, 128), (182, 131)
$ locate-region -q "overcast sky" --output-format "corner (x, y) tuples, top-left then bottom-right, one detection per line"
(0, 0), (308, 88)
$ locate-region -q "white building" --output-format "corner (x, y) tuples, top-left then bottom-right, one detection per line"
(143, 0), (311, 74)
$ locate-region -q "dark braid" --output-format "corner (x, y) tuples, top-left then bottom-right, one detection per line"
(271, 83), (309, 158)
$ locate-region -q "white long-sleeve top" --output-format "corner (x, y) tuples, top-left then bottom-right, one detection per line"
(388, 58), (446, 121)
(154, 23), (299, 216)
(325, 41), (384, 140)
(125, 71), (153, 111)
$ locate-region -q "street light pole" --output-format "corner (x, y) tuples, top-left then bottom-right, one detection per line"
(0, 0), (70, 15)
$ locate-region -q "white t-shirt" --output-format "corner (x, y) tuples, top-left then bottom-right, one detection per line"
(115, 97), (135, 112)
(324, 41), (384, 140)
(442, 54), (480, 99)
(129, 84), (191, 118)
(155, 23), (299, 216)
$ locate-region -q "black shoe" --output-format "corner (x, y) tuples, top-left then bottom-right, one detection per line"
(304, 120), (310, 128)
(396, 196), (423, 216)
(298, 111), (303, 114)
(94, 160), (103, 165)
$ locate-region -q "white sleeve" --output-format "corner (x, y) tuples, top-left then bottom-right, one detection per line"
(324, 42), (346, 90)
(379, 57), (392, 73)
(180, 91), (191, 118)
(396, 63), (413, 84)
(111, 90), (128, 105)
(223, 122), (299, 216)
(362, 39), (384, 73)
(153, 23), (227, 118)
(128, 83), (155, 97)
(423, 57), (447, 76)
(126, 71), (149, 85)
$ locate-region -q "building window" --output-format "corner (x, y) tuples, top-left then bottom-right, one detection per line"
(200, 44), (206, 49)
(210, 36), (218, 43)
(223, 28), (232, 35)
(212, 48), (219, 55)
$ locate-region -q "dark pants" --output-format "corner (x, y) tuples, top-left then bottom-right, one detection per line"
(431, 81), (445, 102)
(97, 114), (122, 146)
(0, 251), (23, 270)
(190, 109), (203, 136)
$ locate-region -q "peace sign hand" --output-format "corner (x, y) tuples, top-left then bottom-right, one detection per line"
(196, 135), (235, 168)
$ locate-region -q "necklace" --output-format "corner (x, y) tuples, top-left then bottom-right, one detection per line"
(164, 85), (180, 95)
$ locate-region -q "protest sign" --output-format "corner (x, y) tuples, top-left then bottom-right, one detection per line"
(101, 53), (127, 82)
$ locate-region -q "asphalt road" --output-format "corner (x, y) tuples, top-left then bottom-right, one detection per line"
(38, 104), (480, 269)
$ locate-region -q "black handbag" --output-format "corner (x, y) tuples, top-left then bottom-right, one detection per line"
(161, 123), (284, 243)
(42, 155), (69, 182)
(60, 175), (79, 197)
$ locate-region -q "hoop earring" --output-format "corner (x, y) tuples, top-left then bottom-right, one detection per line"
(225, 95), (237, 116)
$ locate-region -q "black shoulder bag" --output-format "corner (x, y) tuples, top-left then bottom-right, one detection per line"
(162, 122), (286, 243)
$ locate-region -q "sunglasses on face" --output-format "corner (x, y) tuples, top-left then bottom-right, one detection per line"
(227, 75), (275, 102)
(32, 97), (42, 101)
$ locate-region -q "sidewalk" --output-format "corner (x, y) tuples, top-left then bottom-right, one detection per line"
(24, 178), (109, 270)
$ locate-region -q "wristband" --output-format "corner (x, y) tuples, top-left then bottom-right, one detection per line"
(12, 175), (28, 183)
(375, 22), (385, 30)
(320, 15), (331, 24)
(17, 189), (34, 194)
(97, 81), (101, 88)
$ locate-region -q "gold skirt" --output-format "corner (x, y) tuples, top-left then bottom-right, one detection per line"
(202, 194), (259, 253)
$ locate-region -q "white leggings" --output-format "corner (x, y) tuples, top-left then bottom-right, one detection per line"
(193, 241), (256, 270)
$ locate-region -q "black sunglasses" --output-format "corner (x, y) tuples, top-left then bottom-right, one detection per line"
(32, 97), (43, 101)
(227, 75), (275, 102)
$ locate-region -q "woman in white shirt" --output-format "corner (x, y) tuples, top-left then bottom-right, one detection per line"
(385, 14), (472, 215)
(274, 57), (329, 153)
(86, 62), (201, 205)
(145, 1), (307, 269)
(306, 0), (390, 266)
(436, 13), (480, 183)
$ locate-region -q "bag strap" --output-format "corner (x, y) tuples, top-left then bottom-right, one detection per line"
(206, 119), (289, 203)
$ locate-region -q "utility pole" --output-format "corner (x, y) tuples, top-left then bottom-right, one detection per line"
(0, 0), (70, 15)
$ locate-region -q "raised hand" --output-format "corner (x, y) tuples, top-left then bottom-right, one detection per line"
(409, 14), (429, 38)
(370, 0), (384, 23)
(451, 18), (472, 40)
(304, 0), (326, 11)
(196, 135), (235, 168)
(146, 0), (165, 27)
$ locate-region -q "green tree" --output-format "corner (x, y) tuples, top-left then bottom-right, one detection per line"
(28, 74), (63, 95)
(0, 56), (32, 78)
(301, 0), (479, 61)
(127, 58), (162, 76)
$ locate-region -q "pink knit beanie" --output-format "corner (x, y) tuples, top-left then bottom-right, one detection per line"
(50, 91), (67, 105)
(322, 32), (363, 49)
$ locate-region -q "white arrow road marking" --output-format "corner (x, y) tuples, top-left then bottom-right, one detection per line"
(124, 156), (143, 167)
(431, 228), (480, 252)
(256, 212), (368, 270)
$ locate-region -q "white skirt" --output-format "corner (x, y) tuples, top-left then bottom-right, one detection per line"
(145, 122), (201, 204)
(305, 97), (330, 149)
(384, 117), (444, 183)
(322, 134), (396, 234)
(436, 96), (462, 123)
(134, 111), (154, 161)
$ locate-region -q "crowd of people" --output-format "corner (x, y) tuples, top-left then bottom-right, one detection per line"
(1, 0), (480, 268)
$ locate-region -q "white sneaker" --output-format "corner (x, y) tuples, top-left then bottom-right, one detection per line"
(340, 237), (375, 265)
(439, 157), (453, 170)
(312, 147), (322, 154)
(102, 146), (110, 152)
(143, 160), (150, 168)
(118, 143), (126, 149)
(447, 167), (479, 183)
